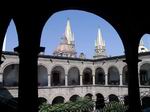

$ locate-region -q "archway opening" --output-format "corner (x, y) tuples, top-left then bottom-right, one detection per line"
(52, 96), (65, 105)
(109, 94), (119, 102)
(41, 10), (124, 59)
(108, 66), (120, 85)
(38, 97), (47, 106)
(140, 63), (150, 85)
(124, 95), (129, 106)
(138, 34), (150, 54)
(142, 96), (150, 110)
(96, 93), (105, 109)
(38, 65), (48, 86)
(3, 64), (19, 87)
(95, 68), (105, 85)
(2, 20), (18, 52)
(83, 68), (92, 85)
(68, 67), (80, 85)
(85, 93), (93, 100)
(122, 65), (128, 85)
(51, 66), (65, 86)
(69, 95), (80, 102)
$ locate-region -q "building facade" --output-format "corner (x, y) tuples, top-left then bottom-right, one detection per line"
(0, 19), (150, 106)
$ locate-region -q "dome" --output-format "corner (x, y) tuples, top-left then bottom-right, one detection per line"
(54, 43), (75, 53)
(53, 36), (76, 57)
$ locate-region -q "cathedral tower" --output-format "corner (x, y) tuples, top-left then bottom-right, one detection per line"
(93, 28), (107, 59)
(53, 19), (77, 57)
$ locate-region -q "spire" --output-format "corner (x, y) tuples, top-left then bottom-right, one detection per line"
(93, 28), (107, 59)
(53, 19), (77, 58)
(2, 34), (6, 51)
(95, 28), (105, 49)
(65, 18), (74, 44)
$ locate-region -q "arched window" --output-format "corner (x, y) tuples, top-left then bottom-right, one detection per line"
(38, 65), (48, 86)
(83, 68), (93, 85)
(140, 63), (150, 85)
(52, 96), (65, 105)
(108, 66), (120, 85)
(51, 66), (65, 86)
(122, 66), (128, 85)
(3, 64), (19, 87)
(68, 67), (80, 85)
(95, 67), (105, 85)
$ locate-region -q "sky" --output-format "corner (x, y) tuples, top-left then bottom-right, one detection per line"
(4, 10), (150, 59)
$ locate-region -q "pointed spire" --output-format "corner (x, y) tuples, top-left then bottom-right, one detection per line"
(96, 28), (105, 48)
(2, 34), (7, 51)
(65, 18), (74, 44)
(93, 28), (107, 59)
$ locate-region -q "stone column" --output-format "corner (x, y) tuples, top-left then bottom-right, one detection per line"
(80, 75), (83, 86)
(105, 74), (108, 85)
(0, 72), (3, 86)
(120, 74), (123, 86)
(138, 73), (141, 86)
(48, 75), (51, 87)
(65, 75), (68, 86)
(92, 95), (96, 111)
(93, 75), (95, 85)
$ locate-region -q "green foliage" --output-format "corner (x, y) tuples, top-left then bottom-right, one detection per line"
(100, 101), (128, 112)
(39, 97), (94, 112)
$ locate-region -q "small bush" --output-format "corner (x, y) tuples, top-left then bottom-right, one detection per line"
(99, 101), (128, 112)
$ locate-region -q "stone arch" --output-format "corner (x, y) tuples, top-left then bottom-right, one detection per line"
(140, 63), (150, 85)
(142, 96), (150, 109)
(108, 66), (120, 85)
(68, 67), (80, 85)
(51, 66), (65, 86)
(69, 95), (80, 102)
(95, 67), (105, 85)
(1, 62), (19, 73)
(84, 93), (93, 100)
(67, 65), (81, 75)
(38, 65), (48, 86)
(38, 63), (49, 74)
(122, 65), (128, 85)
(3, 64), (19, 86)
(52, 96), (65, 105)
(109, 94), (119, 102)
(83, 67), (93, 85)
(96, 93), (105, 109)
(138, 61), (150, 73)
(38, 97), (48, 106)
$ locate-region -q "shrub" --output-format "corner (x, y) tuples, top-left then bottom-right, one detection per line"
(99, 101), (128, 112)
(39, 97), (94, 112)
